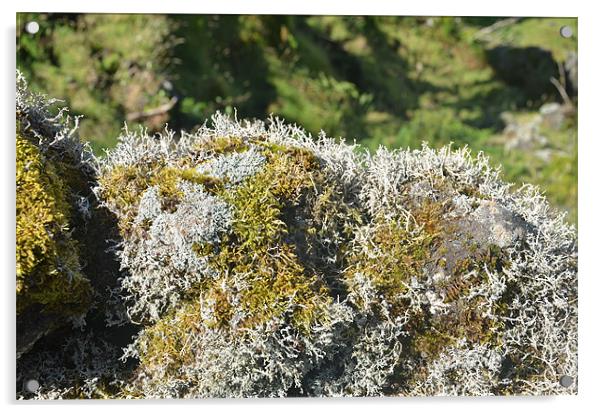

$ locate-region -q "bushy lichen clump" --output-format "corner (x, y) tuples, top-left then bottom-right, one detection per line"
(17, 82), (577, 398)
(90, 113), (577, 398)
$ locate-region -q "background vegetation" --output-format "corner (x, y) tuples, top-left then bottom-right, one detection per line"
(16, 14), (578, 224)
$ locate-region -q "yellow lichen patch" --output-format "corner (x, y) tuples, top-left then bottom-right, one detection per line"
(16, 134), (91, 315)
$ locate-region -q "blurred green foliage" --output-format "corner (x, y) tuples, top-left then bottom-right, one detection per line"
(17, 14), (577, 224)
(17, 13), (175, 152)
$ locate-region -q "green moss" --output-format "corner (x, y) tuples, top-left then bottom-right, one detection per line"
(191, 241), (215, 257)
(136, 140), (334, 376)
(198, 136), (250, 154)
(223, 172), (286, 250)
(344, 219), (433, 316)
(426, 302), (503, 351)
(205, 143), (331, 332)
(99, 163), (224, 234)
(304, 178), (365, 266)
(150, 167), (223, 200)
(344, 196), (447, 317)
(412, 329), (455, 359)
(136, 300), (199, 372)
(410, 198), (448, 237)
(150, 167), (223, 211)
(16, 134), (91, 316)
(97, 164), (153, 234)
(207, 243), (331, 332)
(217, 142), (320, 249)
(410, 244), (509, 362)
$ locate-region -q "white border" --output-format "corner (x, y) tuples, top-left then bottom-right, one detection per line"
(2, 1), (600, 411)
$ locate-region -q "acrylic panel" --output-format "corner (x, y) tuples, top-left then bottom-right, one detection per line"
(15, 13), (578, 399)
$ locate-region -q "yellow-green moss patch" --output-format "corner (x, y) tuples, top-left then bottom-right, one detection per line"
(16, 134), (91, 316)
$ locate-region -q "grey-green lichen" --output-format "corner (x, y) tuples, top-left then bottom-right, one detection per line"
(17, 83), (577, 398)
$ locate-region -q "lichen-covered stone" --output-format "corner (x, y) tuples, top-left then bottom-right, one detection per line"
(91, 113), (577, 398)
(16, 73), (140, 398)
(16, 73), (96, 357)
(17, 80), (577, 398)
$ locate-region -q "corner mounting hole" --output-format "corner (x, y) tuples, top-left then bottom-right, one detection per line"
(560, 26), (573, 38)
(559, 375), (574, 388)
(23, 379), (40, 393)
(25, 21), (39, 35)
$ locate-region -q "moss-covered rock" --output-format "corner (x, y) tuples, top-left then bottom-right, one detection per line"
(16, 134), (90, 313)
(92, 113), (577, 397)
(15, 73), (99, 357)
(16, 80), (577, 398)
(16, 73), (141, 399)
